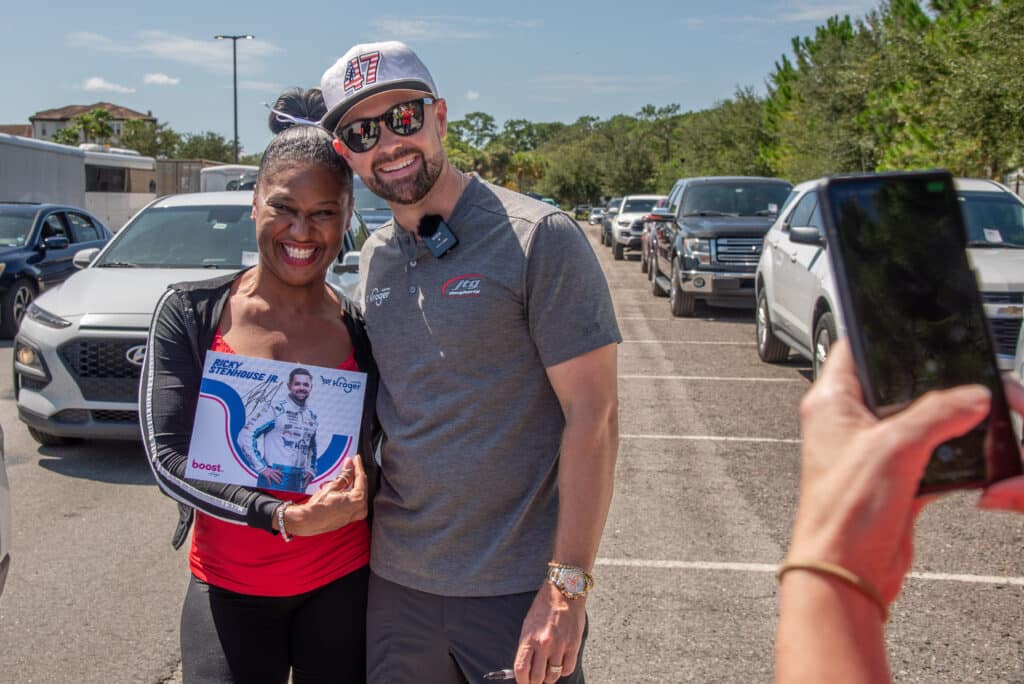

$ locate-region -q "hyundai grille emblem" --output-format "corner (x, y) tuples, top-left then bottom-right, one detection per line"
(126, 345), (147, 367)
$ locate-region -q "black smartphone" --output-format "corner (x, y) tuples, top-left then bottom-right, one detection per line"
(819, 170), (1022, 494)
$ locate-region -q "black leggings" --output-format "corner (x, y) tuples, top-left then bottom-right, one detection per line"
(180, 566), (369, 684)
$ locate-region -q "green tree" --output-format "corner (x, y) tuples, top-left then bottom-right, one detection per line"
(449, 112), (497, 149)
(76, 109), (114, 144)
(120, 120), (181, 158)
(51, 127), (81, 146)
(177, 132), (235, 162)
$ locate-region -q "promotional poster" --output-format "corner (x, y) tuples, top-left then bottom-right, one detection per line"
(186, 351), (367, 494)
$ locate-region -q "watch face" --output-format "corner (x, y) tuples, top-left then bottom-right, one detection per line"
(564, 571), (586, 594)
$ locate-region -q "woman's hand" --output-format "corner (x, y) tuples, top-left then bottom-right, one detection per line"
(978, 379), (1024, 512)
(787, 339), (992, 603)
(284, 456), (368, 537)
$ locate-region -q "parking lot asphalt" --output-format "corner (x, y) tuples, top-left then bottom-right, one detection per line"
(0, 221), (1023, 682)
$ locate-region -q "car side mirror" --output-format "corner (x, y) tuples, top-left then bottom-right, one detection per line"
(73, 247), (101, 269)
(332, 251), (361, 275)
(43, 236), (70, 251)
(789, 225), (824, 246)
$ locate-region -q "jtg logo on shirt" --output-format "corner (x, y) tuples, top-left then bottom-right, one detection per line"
(442, 274), (484, 298)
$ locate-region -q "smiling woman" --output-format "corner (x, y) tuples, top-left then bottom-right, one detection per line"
(139, 87), (380, 684)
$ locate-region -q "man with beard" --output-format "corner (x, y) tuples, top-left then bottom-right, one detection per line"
(241, 368), (320, 492)
(320, 41), (620, 684)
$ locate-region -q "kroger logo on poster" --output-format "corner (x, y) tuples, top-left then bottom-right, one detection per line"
(442, 273), (484, 298)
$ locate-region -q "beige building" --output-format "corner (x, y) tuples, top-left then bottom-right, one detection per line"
(29, 102), (156, 144)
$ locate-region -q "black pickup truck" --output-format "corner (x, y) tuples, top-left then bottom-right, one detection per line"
(647, 176), (792, 317)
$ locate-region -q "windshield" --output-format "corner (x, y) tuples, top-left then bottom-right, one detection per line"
(353, 183), (390, 212)
(682, 182), (792, 217)
(959, 191), (1024, 247)
(96, 204), (257, 268)
(622, 199), (660, 214)
(0, 213), (35, 247)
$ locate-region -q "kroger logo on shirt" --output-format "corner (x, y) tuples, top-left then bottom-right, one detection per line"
(441, 274), (484, 298)
(367, 287), (391, 307)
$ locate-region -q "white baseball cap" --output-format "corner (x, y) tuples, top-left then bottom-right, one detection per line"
(320, 41), (438, 132)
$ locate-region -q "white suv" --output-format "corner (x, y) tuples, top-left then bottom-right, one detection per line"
(610, 195), (666, 261)
(756, 177), (1024, 379)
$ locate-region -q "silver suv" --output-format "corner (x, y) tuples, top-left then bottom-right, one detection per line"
(0, 423), (9, 597)
(609, 195), (665, 261)
(756, 177), (1024, 379)
(14, 192), (258, 445)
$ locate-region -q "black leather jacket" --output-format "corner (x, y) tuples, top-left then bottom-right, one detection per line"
(139, 270), (380, 549)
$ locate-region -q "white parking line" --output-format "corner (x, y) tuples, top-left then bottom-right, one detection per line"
(621, 340), (756, 346)
(594, 558), (1024, 586)
(620, 433), (801, 444)
(619, 374), (804, 383)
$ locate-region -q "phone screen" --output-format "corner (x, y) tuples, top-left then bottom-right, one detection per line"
(821, 171), (1021, 492)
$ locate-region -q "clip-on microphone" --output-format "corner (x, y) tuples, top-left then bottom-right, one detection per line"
(419, 214), (458, 258)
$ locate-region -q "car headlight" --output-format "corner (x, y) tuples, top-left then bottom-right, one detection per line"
(14, 339), (48, 379)
(683, 238), (712, 264)
(26, 303), (71, 329)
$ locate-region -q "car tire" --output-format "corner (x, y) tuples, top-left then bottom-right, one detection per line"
(650, 254), (667, 297)
(756, 289), (790, 362)
(613, 242), (624, 261)
(640, 248), (649, 274)
(599, 229), (607, 246)
(0, 279), (36, 338)
(812, 312), (837, 381)
(27, 426), (77, 447)
(670, 259), (696, 317)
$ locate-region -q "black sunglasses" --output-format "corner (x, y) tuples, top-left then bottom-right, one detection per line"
(334, 98), (434, 153)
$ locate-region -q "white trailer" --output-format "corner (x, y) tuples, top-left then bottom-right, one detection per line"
(200, 164), (259, 192)
(0, 133), (85, 206)
(0, 135), (156, 231)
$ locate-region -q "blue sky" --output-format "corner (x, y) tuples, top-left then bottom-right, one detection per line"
(0, 0), (880, 157)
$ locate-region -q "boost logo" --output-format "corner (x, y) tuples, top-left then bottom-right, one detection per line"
(441, 274), (484, 298)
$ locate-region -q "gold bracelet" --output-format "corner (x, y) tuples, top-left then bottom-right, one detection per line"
(777, 560), (888, 622)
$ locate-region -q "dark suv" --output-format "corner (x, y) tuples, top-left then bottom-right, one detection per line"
(647, 177), (792, 316)
(0, 203), (111, 336)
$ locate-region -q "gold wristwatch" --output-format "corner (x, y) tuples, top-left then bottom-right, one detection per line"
(546, 562), (594, 600)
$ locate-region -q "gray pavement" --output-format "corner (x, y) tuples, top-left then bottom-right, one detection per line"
(0, 222), (1023, 682)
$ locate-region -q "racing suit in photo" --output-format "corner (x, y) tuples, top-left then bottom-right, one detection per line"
(242, 394), (319, 492)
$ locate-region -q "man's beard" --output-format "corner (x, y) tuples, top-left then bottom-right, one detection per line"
(365, 145), (444, 205)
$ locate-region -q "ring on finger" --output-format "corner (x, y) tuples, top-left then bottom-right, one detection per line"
(548, 664), (563, 675)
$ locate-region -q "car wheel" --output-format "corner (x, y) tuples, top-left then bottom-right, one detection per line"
(27, 426), (77, 447)
(650, 254), (667, 297)
(756, 289), (790, 362)
(640, 247), (649, 274)
(600, 229), (607, 246)
(613, 241), (624, 261)
(0, 280), (36, 338)
(812, 312), (837, 381)
(669, 258), (696, 317)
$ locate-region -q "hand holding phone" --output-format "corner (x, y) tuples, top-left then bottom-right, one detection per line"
(820, 170), (1022, 494)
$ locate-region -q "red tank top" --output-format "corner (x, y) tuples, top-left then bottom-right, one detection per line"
(188, 330), (370, 596)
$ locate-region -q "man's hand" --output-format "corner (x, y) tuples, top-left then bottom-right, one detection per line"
(513, 583), (586, 684)
(259, 466), (284, 484)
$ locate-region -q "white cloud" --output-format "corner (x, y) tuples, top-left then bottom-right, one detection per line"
(67, 30), (282, 75)
(367, 16), (539, 41)
(465, 90), (480, 101)
(82, 77), (135, 94)
(144, 73), (180, 86)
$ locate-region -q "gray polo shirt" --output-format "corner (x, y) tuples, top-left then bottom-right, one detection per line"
(356, 177), (621, 596)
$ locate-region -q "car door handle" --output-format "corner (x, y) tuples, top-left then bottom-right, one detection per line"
(788, 251), (798, 262)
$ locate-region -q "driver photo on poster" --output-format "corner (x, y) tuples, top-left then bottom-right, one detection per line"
(186, 351), (367, 494)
